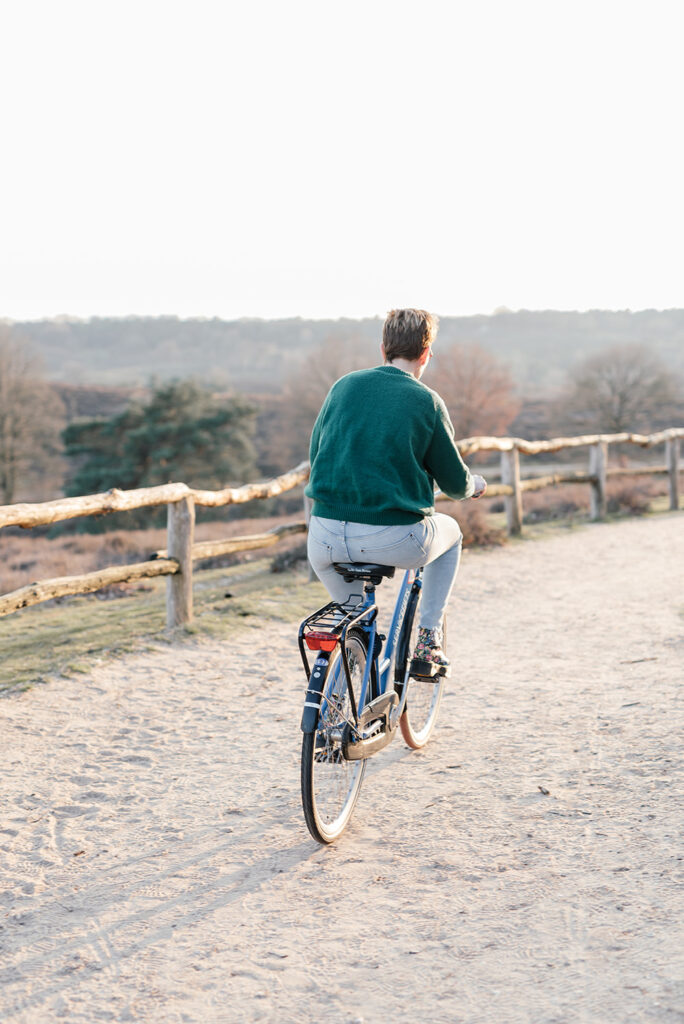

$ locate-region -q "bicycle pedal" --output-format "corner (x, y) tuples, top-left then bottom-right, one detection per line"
(410, 658), (451, 680)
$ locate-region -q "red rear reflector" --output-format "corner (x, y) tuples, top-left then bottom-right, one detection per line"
(305, 631), (339, 652)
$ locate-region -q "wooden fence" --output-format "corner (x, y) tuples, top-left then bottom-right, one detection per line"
(0, 429), (681, 626)
(455, 427), (683, 535)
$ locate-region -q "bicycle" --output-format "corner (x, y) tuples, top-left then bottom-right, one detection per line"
(298, 561), (449, 844)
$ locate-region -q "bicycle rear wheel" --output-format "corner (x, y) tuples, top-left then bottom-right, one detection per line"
(398, 589), (445, 749)
(301, 629), (369, 843)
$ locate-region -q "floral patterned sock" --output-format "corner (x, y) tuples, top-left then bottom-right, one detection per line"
(413, 627), (449, 666)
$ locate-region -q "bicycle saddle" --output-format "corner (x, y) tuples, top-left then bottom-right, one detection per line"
(333, 562), (396, 584)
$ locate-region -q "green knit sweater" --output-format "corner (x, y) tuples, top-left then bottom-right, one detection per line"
(305, 365), (474, 525)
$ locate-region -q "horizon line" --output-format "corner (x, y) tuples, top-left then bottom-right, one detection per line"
(3, 305), (683, 325)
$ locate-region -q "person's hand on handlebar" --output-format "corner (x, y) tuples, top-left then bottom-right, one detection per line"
(472, 474), (487, 499)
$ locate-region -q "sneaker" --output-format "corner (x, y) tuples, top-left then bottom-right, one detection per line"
(412, 627), (449, 667)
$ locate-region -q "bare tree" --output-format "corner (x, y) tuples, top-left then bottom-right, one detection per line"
(431, 342), (520, 440)
(0, 327), (65, 504)
(259, 334), (373, 472)
(561, 344), (681, 435)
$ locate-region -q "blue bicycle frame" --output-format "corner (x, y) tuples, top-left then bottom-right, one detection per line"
(299, 566), (423, 743)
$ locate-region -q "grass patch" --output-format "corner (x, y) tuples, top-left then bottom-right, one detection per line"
(0, 559), (326, 694)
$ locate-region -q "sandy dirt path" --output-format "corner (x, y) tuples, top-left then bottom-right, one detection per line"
(1, 514), (683, 1024)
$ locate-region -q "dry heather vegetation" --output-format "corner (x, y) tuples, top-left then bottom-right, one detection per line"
(0, 512), (304, 595)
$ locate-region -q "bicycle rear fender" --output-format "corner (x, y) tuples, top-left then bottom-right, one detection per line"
(300, 654), (331, 733)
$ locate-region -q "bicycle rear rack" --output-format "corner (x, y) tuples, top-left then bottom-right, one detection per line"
(298, 598), (379, 733)
(297, 599), (376, 681)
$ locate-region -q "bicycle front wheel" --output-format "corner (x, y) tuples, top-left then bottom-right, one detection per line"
(301, 629), (369, 843)
(399, 590), (445, 750)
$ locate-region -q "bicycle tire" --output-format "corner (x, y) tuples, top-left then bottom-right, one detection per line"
(398, 589), (445, 749)
(301, 628), (369, 843)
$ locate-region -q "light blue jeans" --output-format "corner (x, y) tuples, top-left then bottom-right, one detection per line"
(307, 513), (463, 631)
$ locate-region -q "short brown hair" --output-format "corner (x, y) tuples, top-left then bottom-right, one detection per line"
(382, 308), (439, 362)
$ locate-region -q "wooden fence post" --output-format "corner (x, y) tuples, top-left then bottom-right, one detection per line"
(501, 447), (523, 535)
(666, 438), (680, 511)
(589, 442), (607, 520)
(166, 496), (195, 628)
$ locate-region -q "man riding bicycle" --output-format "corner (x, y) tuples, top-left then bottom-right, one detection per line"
(305, 307), (486, 669)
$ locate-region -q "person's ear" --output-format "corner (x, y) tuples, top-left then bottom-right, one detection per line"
(418, 346), (431, 366)
(380, 342), (387, 362)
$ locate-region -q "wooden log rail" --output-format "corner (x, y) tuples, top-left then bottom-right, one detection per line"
(0, 432), (681, 623)
(456, 427), (684, 457)
(153, 521), (307, 562)
(0, 559), (178, 618)
(0, 461), (310, 531)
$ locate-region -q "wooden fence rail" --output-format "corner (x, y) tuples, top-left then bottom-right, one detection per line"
(0, 431), (681, 625)
(0, 461), (311, 531)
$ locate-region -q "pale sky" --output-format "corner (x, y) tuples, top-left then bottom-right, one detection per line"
(1, 0), (682, 321)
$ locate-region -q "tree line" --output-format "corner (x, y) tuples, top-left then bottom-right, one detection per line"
(9, 309), (684, 395)
(0, 322), (681, 515)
